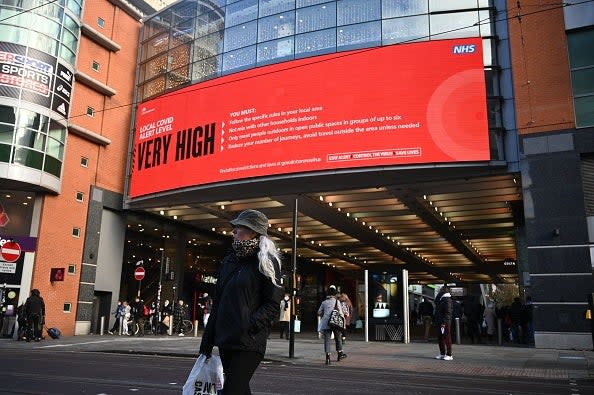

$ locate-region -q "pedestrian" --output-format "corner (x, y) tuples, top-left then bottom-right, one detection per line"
(279, 293), (290, 339)
(483, 303), (497, 342)
(108, 301), (123, 334)
(523, 296), (534, 345)
(16, 303), (28, 341)
(24, 289), (45, 342)
(130, 297), (145, 337)
(339, 292), (353, 343)
(318, 286), (347, 365)
(434, 285), (453, 361)
(201, 293), (213, 329)
(174, 299), (187, 336)
(465, 299), (484, 344)
(418, 298), (434, 342)
(121, 301), (131, 335)
(161, 299), (172, 334)
(199, 209), (283, 395)
(509, 297), (524, 344)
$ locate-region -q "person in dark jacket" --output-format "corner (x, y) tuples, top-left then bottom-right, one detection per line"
(433, 286), (453, 360)
(199, 209), (283, 395)
(418, 298), (433, 341)
(130, 297), (145, 337)
(24, 289), (45, 342)
(173, 299), (188, 336)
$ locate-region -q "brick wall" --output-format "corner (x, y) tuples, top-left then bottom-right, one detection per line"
(507, 0), (575, 135)
(30, 0), (140, 336)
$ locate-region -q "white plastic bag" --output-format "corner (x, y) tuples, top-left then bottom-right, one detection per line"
(182, 354), (224, 395)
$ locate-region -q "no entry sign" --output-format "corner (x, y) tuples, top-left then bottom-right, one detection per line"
(134, 266), (145, 281)
(1, 241), (21, 262)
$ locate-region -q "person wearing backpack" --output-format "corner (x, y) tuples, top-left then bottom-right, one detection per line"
(317, 286), (347, 365)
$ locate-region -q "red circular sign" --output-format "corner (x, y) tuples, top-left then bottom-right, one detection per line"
(1, 241), (21, 262)
(134, 266), (145, 280)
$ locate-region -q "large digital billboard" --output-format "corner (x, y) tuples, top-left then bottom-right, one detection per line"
(129, 38), (488, 198)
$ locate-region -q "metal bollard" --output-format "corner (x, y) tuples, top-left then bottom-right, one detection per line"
(194, 320), (199, 337)
(100, 316), (105, 336)
(455, 317), (461, 345)
(497, 318), (503, 346)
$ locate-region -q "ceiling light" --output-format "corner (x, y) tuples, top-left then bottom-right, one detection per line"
(173, 215), (178, 219)
(159, 210), (164, 215)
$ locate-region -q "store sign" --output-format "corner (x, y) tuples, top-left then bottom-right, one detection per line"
(129, 38), (489, 197)
(0, 42), (72, 119)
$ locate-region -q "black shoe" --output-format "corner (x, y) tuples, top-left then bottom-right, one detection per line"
(325, 353), (331, 365)
(337, 351), (347, 361)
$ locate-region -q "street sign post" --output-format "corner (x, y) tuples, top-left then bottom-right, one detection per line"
(134, 266), (145, 297)
(134, 267), (145, 280)
(1, 241), (21, 262)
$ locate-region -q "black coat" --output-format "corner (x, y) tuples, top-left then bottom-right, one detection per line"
(25, 294), (45, 317)
(434, 293), (453, 326)
(199, 250), (282, 356)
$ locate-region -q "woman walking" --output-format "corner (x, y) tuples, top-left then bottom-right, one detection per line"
(199, 209), (283, 394)
(318, 287), (347, 365)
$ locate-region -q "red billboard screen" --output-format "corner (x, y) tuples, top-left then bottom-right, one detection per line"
(129, 38), (488, 198)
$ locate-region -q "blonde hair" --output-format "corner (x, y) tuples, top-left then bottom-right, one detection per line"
(257, 235), (281, 286)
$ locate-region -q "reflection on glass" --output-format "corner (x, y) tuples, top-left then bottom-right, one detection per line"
(259, 0), (295, 17)
(430, 11), (479, 39)
(296, 3), (336, 34)
(382, 15), (429, 45)
(224, 21), (257, 52)
(258, 12), (295, 42)
(222, 45), (256, 74)
(337, 0), (381, 26)
(192, 55), (222, 83)
(295, 28), (336, 58)
(337, 21), (381, 50)
(382, 0), (429, 18)
(225, 0), (258, 28)
(257, 37), (294, 65)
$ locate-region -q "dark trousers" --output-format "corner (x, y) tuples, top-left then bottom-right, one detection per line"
(29, 314), (42, 339)
(279, 321), (289, 338)
(110, 317), (120, 332)
(219, 348), (263, 395)
(437, 323), (452, 356)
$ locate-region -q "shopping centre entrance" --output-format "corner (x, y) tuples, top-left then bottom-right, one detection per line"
(122, 166), (524, 342)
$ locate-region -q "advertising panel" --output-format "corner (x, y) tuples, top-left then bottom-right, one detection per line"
(0, 42), (72, 119)
(129, 38), (489, 198)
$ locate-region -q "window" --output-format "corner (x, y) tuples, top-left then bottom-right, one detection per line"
(76, 191), (84, 202)
(92, 61), (100, 72)
(568, 29), (594, 128)
(97, 17), (105, 28)
(63, 303), (72, 312)
(67, 264), (76, 275)
(72, 227), (81, 237)
(80, 156), (88, 167)
(86, 107), (94, 117)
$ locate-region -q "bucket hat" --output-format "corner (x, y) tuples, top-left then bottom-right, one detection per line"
(230, 209), (269, 235)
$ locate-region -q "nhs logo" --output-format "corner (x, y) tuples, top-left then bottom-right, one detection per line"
(452, 44), (476, 54)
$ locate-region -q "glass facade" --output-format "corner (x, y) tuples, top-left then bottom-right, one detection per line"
(0, 0), (82, 183)
(138, 0), (503, 157)
(0, 0), (82, 66)
(567, 28), (594, 128)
